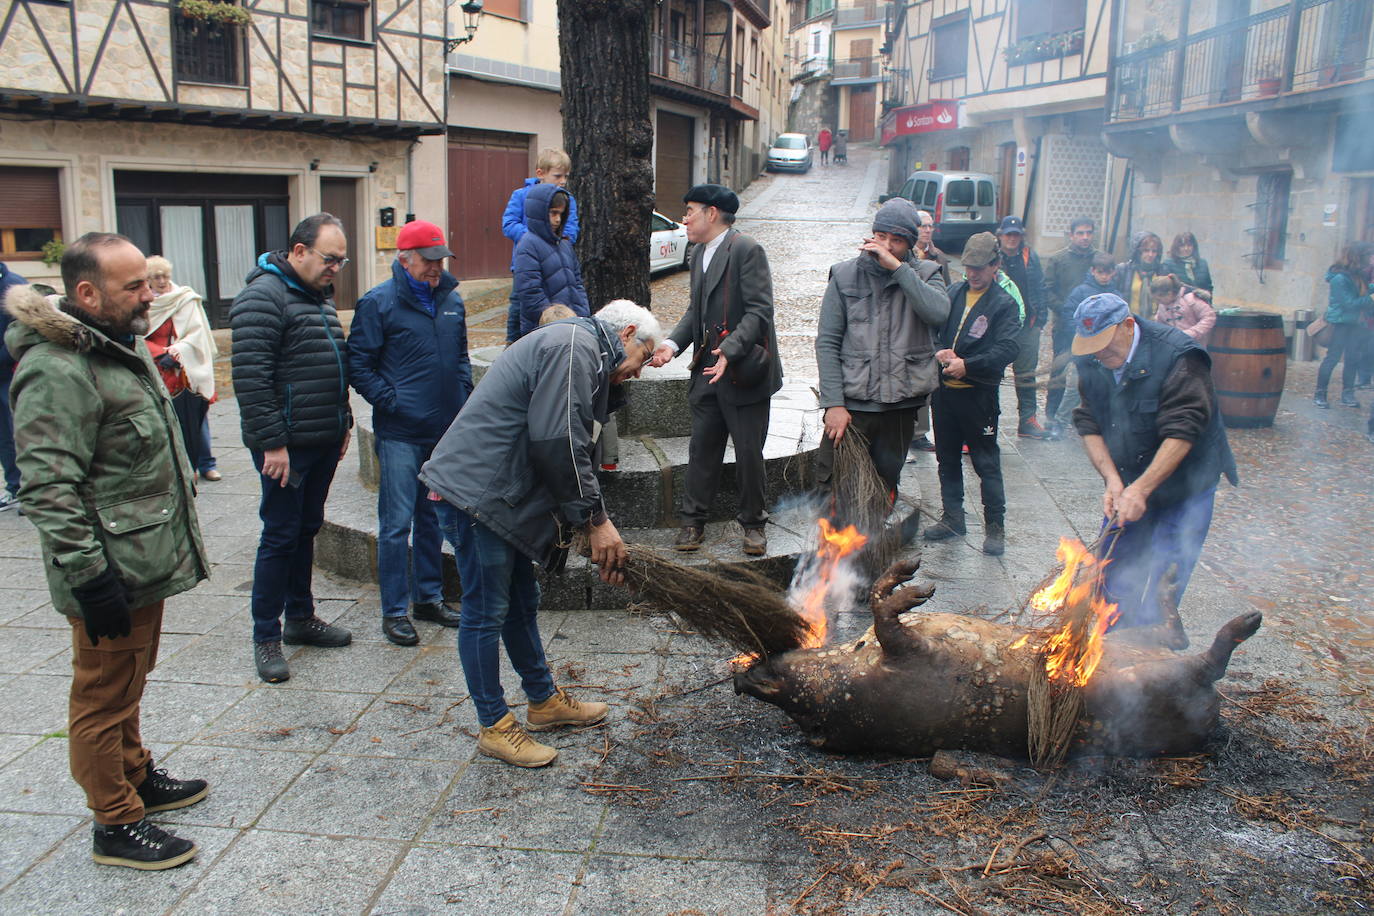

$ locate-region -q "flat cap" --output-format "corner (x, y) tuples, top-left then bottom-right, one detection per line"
(683, 183), (739, 214)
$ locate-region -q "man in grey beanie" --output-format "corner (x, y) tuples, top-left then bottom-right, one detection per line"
(815, 197), (950, 526)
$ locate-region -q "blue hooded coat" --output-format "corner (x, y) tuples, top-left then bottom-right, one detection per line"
(511, 183), (590, 338)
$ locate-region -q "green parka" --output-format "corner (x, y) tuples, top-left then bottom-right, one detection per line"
(4, 286), (208, 616)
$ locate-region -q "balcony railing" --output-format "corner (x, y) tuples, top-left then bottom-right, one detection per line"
(1110, 0), (1373, 123)
(834, 0), (890, 28)
(790, 54), (829, 80)
(650, 35), (732, 96)
(831, 55), (882, 80)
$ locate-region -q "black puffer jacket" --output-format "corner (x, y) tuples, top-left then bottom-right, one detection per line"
(230, 252), (351, 451)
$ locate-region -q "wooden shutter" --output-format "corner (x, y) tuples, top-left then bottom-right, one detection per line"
(0, 167), (61, 229)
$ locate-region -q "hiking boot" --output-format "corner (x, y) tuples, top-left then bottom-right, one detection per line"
(253, 641), (289, 683)
(137, 763), (208, 814)
(1340, 390), (1360, 408)
(909, 435), (936, 454)
(478, 712), (557, 767)
(923, 515), (966, 541)
(412, 601), (461, 627)
(1017, 416), (1051, 439)
(382, 616), (419, 646)
(673, 525), (704, 552)
(742, 527), (767, 556)
(283, 616), (352, 647)
(200, 469), (223, 482)
(1314, 393), (1330, 409)
(983, 522), (1006, 556)
(92, 818), (197, 870)
(527, 687), (609, 731)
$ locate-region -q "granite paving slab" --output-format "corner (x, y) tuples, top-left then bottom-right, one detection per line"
(372, 844), (585, 914)
(192, 687), (374, 753)
(153, 744), (317, 829)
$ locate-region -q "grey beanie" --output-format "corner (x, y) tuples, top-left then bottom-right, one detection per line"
(872, 197), (922, 246)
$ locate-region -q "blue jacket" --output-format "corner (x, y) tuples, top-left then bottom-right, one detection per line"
(347, 259), (473, 445)
(1062, 273), (1119, 321)
(503, 177), (579, 264)
(0, 264), (29, 380)
(512, 183), (590, 338)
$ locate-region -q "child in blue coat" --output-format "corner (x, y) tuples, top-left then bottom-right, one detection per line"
(504, 149), (579, 342)
(511, 183), (590, 339)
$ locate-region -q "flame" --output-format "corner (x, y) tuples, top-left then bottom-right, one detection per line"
(1019, 538), (1120, 688)
(729, 519), (867, 667)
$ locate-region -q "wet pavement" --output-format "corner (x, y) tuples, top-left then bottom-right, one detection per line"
(0, 145), (1369, 913)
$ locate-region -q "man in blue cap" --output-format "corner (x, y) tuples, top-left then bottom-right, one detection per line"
(1070, 292), (1237, 631)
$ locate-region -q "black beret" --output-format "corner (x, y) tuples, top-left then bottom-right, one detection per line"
(682, 183), (739, 214)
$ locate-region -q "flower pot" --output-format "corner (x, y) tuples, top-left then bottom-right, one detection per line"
(1257, 77), (1281, 96)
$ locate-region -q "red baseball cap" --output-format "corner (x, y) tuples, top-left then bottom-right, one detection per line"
(395, 220), (453, 259)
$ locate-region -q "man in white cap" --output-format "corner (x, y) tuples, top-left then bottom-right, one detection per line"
(347, 220), (473, 646)
(1070, 292), (1237, 631)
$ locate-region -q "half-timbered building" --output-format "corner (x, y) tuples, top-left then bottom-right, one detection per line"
(881, 0), (1114, 254)
(0, 0), (449, 321)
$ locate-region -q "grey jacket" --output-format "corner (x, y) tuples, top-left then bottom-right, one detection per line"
(816, 252), (949, 411)
(418, 317), (624, 565)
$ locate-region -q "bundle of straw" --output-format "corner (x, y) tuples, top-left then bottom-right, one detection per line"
(622, 545), (811, 657)
(829, 427), (901, 575)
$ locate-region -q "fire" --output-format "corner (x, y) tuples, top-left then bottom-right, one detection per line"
(1015, 537), (1120, 688)
(729, 518), (867, 667)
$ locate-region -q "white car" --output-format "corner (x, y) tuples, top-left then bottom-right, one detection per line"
(650, 210), (690, 274)
(766, 133), (813, 173)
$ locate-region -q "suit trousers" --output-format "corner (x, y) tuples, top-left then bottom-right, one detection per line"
(68, 601), (163, 825)
(681, 374), (771, 529)
(931, 385), (1006, 525)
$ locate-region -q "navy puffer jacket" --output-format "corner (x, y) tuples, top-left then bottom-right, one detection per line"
(512, 183), (590, 338)
(230, 252), (351, 451)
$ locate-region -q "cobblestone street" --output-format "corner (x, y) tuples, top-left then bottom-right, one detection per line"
(0, 146), (1370, 913)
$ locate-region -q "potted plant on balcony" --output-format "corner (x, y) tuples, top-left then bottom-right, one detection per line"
(177, 0), (252, 30)
(1003, 28), (1086, 67)
(1255, 57), (1283, 96)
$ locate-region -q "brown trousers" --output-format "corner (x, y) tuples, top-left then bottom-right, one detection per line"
(68, 601), (163, 825)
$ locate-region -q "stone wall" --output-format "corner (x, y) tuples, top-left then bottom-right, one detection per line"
(787, 78), (836, 139)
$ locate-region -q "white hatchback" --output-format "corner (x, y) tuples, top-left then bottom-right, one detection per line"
(650, 211), (690, 274)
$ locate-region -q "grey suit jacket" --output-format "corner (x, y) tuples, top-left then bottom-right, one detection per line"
(667, 228), (783, 405)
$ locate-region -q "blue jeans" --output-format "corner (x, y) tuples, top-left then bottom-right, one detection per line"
(0, 375), (18, 494)
(197, 414), (216, 473)
(249, 444), (340, 643)
(448, 507), (554, 727)
(1102, 486), (1216, 630)
(375, 437), (444, 618)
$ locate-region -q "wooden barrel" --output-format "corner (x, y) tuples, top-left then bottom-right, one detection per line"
(1209, 311), (1287, 428)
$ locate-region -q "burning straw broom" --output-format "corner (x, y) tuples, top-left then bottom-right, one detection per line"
(828, 426), (901, 576)
(622, 546), (811, 657)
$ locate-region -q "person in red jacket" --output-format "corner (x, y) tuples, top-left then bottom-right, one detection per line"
(818, 127), (833, 165)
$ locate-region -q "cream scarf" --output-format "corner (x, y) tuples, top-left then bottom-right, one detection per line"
(145, 285), (218, 400)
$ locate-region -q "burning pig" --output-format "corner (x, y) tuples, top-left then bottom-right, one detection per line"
(734, 552), (1262, 759)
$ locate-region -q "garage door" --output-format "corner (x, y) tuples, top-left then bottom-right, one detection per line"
(655, 111), (695, 219)
(447, 129), (532, 280)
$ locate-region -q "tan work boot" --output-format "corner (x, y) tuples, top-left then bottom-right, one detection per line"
(526, 687), (609, 732)
(477, 712), (557, 767)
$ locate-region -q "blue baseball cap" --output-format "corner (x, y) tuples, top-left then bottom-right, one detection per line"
(996, 215), (1025, 236)
(1071, 292), (1132, 355)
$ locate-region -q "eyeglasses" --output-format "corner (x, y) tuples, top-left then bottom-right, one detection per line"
(311, 248), (350, 269)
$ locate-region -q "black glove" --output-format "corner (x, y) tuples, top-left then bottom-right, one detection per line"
(154, 351), (180, 372)
(71, 567), (132, 646)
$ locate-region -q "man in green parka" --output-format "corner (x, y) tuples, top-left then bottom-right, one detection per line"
(4, 233), (210, 871)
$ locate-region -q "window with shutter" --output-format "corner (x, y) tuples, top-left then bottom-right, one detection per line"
(483, 0), (524, 21)
(0, 166), (62, 259)
(312, 0), (371, 40)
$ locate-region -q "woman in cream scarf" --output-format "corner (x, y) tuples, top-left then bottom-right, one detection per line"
(145, 256), (220, 479)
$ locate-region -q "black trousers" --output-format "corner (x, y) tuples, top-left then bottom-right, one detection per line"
(815, 405), (918, 511)
(931, 385), (1006, 525)
(170, 389), (208, 475)
(680, 375), (770, 528)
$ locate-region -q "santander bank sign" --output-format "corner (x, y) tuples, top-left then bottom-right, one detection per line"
(881, 99), (959, 145)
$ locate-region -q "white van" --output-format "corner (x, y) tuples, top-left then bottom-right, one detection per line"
(885, 171), (998, 250)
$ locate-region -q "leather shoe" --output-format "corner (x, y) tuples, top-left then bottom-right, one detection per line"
(412, 601), (461, 627)
(200, 469), (222, 482)
(382, 615), (419, 646)
(742, 527), (767, 556)
(673, 525), (704, 552)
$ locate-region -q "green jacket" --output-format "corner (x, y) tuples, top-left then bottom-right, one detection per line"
(4, 286), (208, 616)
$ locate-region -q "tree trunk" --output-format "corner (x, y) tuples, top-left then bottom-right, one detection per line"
(557, 0), (655, 312)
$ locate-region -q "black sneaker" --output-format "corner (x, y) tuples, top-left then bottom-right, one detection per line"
(1314, 393), (1330, 409)
(923, 516), (967, 541)
(137, 763), (208, 813)
(412, 601), (461, 627)
(92, 818), (197, 870)
(283, 616), (352, 647)
(983, 522), (1006, 556)
(254, 641), (290, 683)
(1340, 391), (1360, 408)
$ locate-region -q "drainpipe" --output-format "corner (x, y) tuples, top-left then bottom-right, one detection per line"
(1020, 134), (1042, 226)
(405, 138), (419, 223)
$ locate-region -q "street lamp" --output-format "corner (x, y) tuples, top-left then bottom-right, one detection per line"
(445, 0), (484, 53)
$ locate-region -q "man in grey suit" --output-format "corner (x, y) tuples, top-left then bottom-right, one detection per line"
(649, 184), (783, 556)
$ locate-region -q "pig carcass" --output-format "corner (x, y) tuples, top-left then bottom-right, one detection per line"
(733, 560), (1262, 758)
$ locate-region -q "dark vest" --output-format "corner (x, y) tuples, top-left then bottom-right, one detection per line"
(1078, 320), (1237, 508)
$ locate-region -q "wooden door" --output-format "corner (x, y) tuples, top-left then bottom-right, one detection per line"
(997, 142), (1017, 220)
(848, 85), (875, 142)
(320, 178), (359, 310)
(656, 111), (695, 218)
(446, 130), (533, 280)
